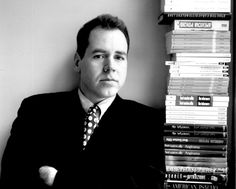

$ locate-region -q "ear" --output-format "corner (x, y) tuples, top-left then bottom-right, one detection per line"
(74, 52), (81, 72)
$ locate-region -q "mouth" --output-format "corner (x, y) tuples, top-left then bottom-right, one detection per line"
(100, 78), (118, 82)
(100, 78), (118, 85)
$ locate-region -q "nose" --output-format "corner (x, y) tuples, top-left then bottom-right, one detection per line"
(103, 57), (115, 73)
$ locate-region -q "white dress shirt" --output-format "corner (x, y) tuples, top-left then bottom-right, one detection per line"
(78, 89), (116, 119)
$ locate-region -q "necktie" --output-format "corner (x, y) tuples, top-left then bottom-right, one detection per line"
(83, 104), (100, 149)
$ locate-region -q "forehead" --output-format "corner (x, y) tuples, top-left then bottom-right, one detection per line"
(87, 28), (128, 53)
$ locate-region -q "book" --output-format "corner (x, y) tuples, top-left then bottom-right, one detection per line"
(166, 166), (228, 173)
(164, 123), (227, 132)
(164, 180), (226, 189)
(169, 72), (229, 78)
(164, 136), (227, 144)
(165, 100), (228, 107)
(158, 12), (232, 25)
(170, 52), (231, 58)
(165, 106), (228, 112)
(165, 60), (230, 66)
(166, 110), (227, 117)
(171, 20), (229, 31)
(166, 95), (229, 103)
(165, 149), (227, 157)
(165, 172), (227, 183)
(161, 0), (231, 13)
(166, 30), (231, 39)
(165, 155), (227, 163)
(166, 95), (229, 102)
(165, 160), (227, 167)
(169, 65), (229, 74)
(165, 119), (227, 125)
(164, 130), (227, 138)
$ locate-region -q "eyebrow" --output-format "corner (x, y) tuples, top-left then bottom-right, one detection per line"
(92, 49), (127, 56)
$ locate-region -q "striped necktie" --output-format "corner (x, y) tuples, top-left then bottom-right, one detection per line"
(83, 104), (100, 149)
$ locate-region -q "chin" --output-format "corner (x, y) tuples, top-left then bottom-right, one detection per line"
(100, 88), (118, 98)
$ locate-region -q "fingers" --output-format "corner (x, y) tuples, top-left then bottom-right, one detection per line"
(39, 166), (58, 186)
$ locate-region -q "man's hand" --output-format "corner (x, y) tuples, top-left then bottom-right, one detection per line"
(39, 166), (58, 186)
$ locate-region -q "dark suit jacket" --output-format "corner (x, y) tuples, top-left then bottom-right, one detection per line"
(0, 89), (165, 189)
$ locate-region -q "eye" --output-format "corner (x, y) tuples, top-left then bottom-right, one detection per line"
(93, 54), (105, 59)
(114, 55), (125, 61)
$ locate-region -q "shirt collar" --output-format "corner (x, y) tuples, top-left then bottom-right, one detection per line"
(78, 89), (116, 119)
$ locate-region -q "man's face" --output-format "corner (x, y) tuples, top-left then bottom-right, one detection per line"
(76, 27), (128, 103)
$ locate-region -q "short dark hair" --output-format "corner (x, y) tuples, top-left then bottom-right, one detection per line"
(76, 14), (130, 58)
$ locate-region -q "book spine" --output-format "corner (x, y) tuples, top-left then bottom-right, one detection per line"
(166, 95), (229, 102)
(165, 155), (227, 163)
(164, 130), (227, 138)
(165, 60), (230, 66)
(164, 123), (227, 132)
(166, 106), (228, 111)
(166, 166), (227, 173)
(166, 110), (227, 117)
(171, 20), (229, 31)
(165, 100), (228, 107)
(158, 12), (232, 25)
(165, 160), (227, 167)
(165, 119), (227, 125)
(164, 181), (224, 189)
(171, 52), (231, 58)
(169, 66), (229, 74)
(165, 172), (227, 183)
(164, 136), (227, 144)
(165, 149), (227, 157)
(169, 73), (229, 78)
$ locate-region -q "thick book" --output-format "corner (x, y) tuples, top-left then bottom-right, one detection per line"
(171, 20), (229, 31)
(158, 12), (232, 25)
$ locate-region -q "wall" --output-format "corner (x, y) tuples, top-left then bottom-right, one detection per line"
(0, 0), (168, 173)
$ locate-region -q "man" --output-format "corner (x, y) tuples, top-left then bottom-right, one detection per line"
(0, 14), (165, 188)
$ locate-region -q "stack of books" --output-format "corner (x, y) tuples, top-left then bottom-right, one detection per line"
(158, 0), (232, 24)
(160, 0), (231, 13)
(158, 1), (232, 189)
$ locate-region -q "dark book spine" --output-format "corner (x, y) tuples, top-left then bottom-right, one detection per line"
(164, 123), (227, 132)
(164, 181), (225, 189)
(164, 130), (227, 138)
(164, 136), (227, 145)
(165, 149), (227, 157)
(165, 172), (227, 183)
(158, 12), (232, 25)
(164, 143), (227, 151)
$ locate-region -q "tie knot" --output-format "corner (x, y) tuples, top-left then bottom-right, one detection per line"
(87, 104), (100, 118)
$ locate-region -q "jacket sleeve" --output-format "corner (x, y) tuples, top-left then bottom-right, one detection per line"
(0, 98), (48, 189)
